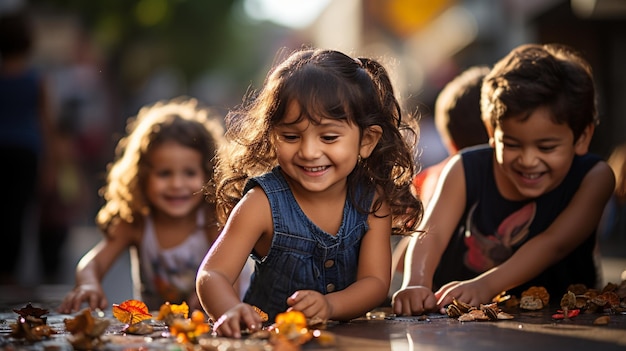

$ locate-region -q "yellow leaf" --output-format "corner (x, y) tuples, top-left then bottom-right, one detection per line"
(170, 302), (189, 319)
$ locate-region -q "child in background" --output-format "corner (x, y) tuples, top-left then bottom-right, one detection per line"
(392, 43), (615, 316)
(58, 97), (224, 313)
(196, 48), (422, 337)
(393, 65), (490, 293)
(411, 65), (490, 206)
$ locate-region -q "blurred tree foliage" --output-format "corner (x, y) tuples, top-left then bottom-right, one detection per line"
(28, 0), (278, 103)
(32, 0), (237, 75)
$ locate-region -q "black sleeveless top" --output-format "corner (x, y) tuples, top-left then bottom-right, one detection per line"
(433, 145), (601, 301)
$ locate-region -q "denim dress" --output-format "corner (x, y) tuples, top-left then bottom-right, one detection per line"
(242, 166), (374, 321)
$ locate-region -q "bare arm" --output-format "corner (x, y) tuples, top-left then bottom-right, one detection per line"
(392, 155), (467, 315)
(196, 188), (272, 337)
(58, 222), (137, 313)
(435, 161), (616, 308)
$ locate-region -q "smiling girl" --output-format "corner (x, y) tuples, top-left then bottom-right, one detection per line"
(196, 48), (422, 337)
(58, 97), (224, 313)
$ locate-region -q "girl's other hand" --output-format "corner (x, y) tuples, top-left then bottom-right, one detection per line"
(57, 283), (107, 314)
(286, 290), (332, 322)
(212, 303), (263, 338)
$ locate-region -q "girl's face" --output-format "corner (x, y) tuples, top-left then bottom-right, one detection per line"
(145, 141), (207, 218)
(491, 105), (591, 201)
(273, 100), (363, 197)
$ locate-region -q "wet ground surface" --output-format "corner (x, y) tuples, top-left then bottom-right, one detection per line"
(1, 298), (625, 351)
(2, 227), (625, 350)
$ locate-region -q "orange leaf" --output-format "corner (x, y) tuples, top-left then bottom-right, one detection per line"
(275, 310), (306, 329)
(112, 300), (152, 324)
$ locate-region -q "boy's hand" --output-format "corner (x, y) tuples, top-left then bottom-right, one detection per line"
(213, 303), (263, 338)
(391, 286), (438, 316)
(286, 290), (332, 322)
(434, 280), (494, 312)
(57, 283), (107, 314)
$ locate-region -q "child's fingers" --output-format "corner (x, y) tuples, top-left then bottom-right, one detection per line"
(98, 296), (108, 311)
(214, 315), (239, 338)
(57, 300), (70, 314)
(287, 291), (324, 319)
(286, 290), (301, 305)
(286, 290), (310, 309)
(88, 293), (101, 311)
(241, 308), (263, 332)
(70, 294), (85, 313)
(287, 289), (315, 305)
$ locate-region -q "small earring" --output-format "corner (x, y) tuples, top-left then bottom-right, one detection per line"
(357, 155), (363, 163)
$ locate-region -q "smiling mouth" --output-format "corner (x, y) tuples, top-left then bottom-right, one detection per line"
(520, 172), (543, 180)
(303, 166), (328, 172)
(165, 195), (191, 201)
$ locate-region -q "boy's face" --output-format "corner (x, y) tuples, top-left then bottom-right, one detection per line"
(490, 105), (592, 201)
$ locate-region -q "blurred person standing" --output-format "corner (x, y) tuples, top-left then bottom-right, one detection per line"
(0, 10), (56, 285)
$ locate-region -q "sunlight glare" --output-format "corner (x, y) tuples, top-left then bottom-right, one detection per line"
(243, 0), (331, 28)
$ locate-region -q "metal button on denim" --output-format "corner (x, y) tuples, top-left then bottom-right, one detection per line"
(326, 283), (335, 292)
(324, 259), (334, 268)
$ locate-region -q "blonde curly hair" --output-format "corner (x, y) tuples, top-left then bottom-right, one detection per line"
(96, 96), (224, 234)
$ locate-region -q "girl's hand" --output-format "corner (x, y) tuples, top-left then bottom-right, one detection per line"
(286, 290), (332, 322)
(57, 283), (107, 314)
(434, 280), (494, 313)
(213, 303), (263, 338)
(391, 285), (438, 316)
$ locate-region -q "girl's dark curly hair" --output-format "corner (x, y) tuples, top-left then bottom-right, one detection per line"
(214, 48), (422, 234)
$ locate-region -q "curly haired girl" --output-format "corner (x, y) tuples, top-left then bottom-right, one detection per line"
(59, 97), (224, 313)
(196, 48), (423, 337)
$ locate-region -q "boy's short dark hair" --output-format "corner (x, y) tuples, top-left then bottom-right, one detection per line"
(435, 65), (490, 151)
(481, 43), (597, 142)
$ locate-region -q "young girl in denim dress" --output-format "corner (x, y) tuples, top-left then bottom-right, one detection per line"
(196, 48), (423, 337)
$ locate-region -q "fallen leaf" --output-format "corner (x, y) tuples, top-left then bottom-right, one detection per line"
(112, 300), (152, 325)
(13, 303), (48, 319)
(551, 309), (580, 319)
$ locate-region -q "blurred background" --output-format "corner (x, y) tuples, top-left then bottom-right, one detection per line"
(1, 0), (625, 303)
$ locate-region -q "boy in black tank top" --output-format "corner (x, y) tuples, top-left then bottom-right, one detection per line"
(392, 43), (615, 316)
